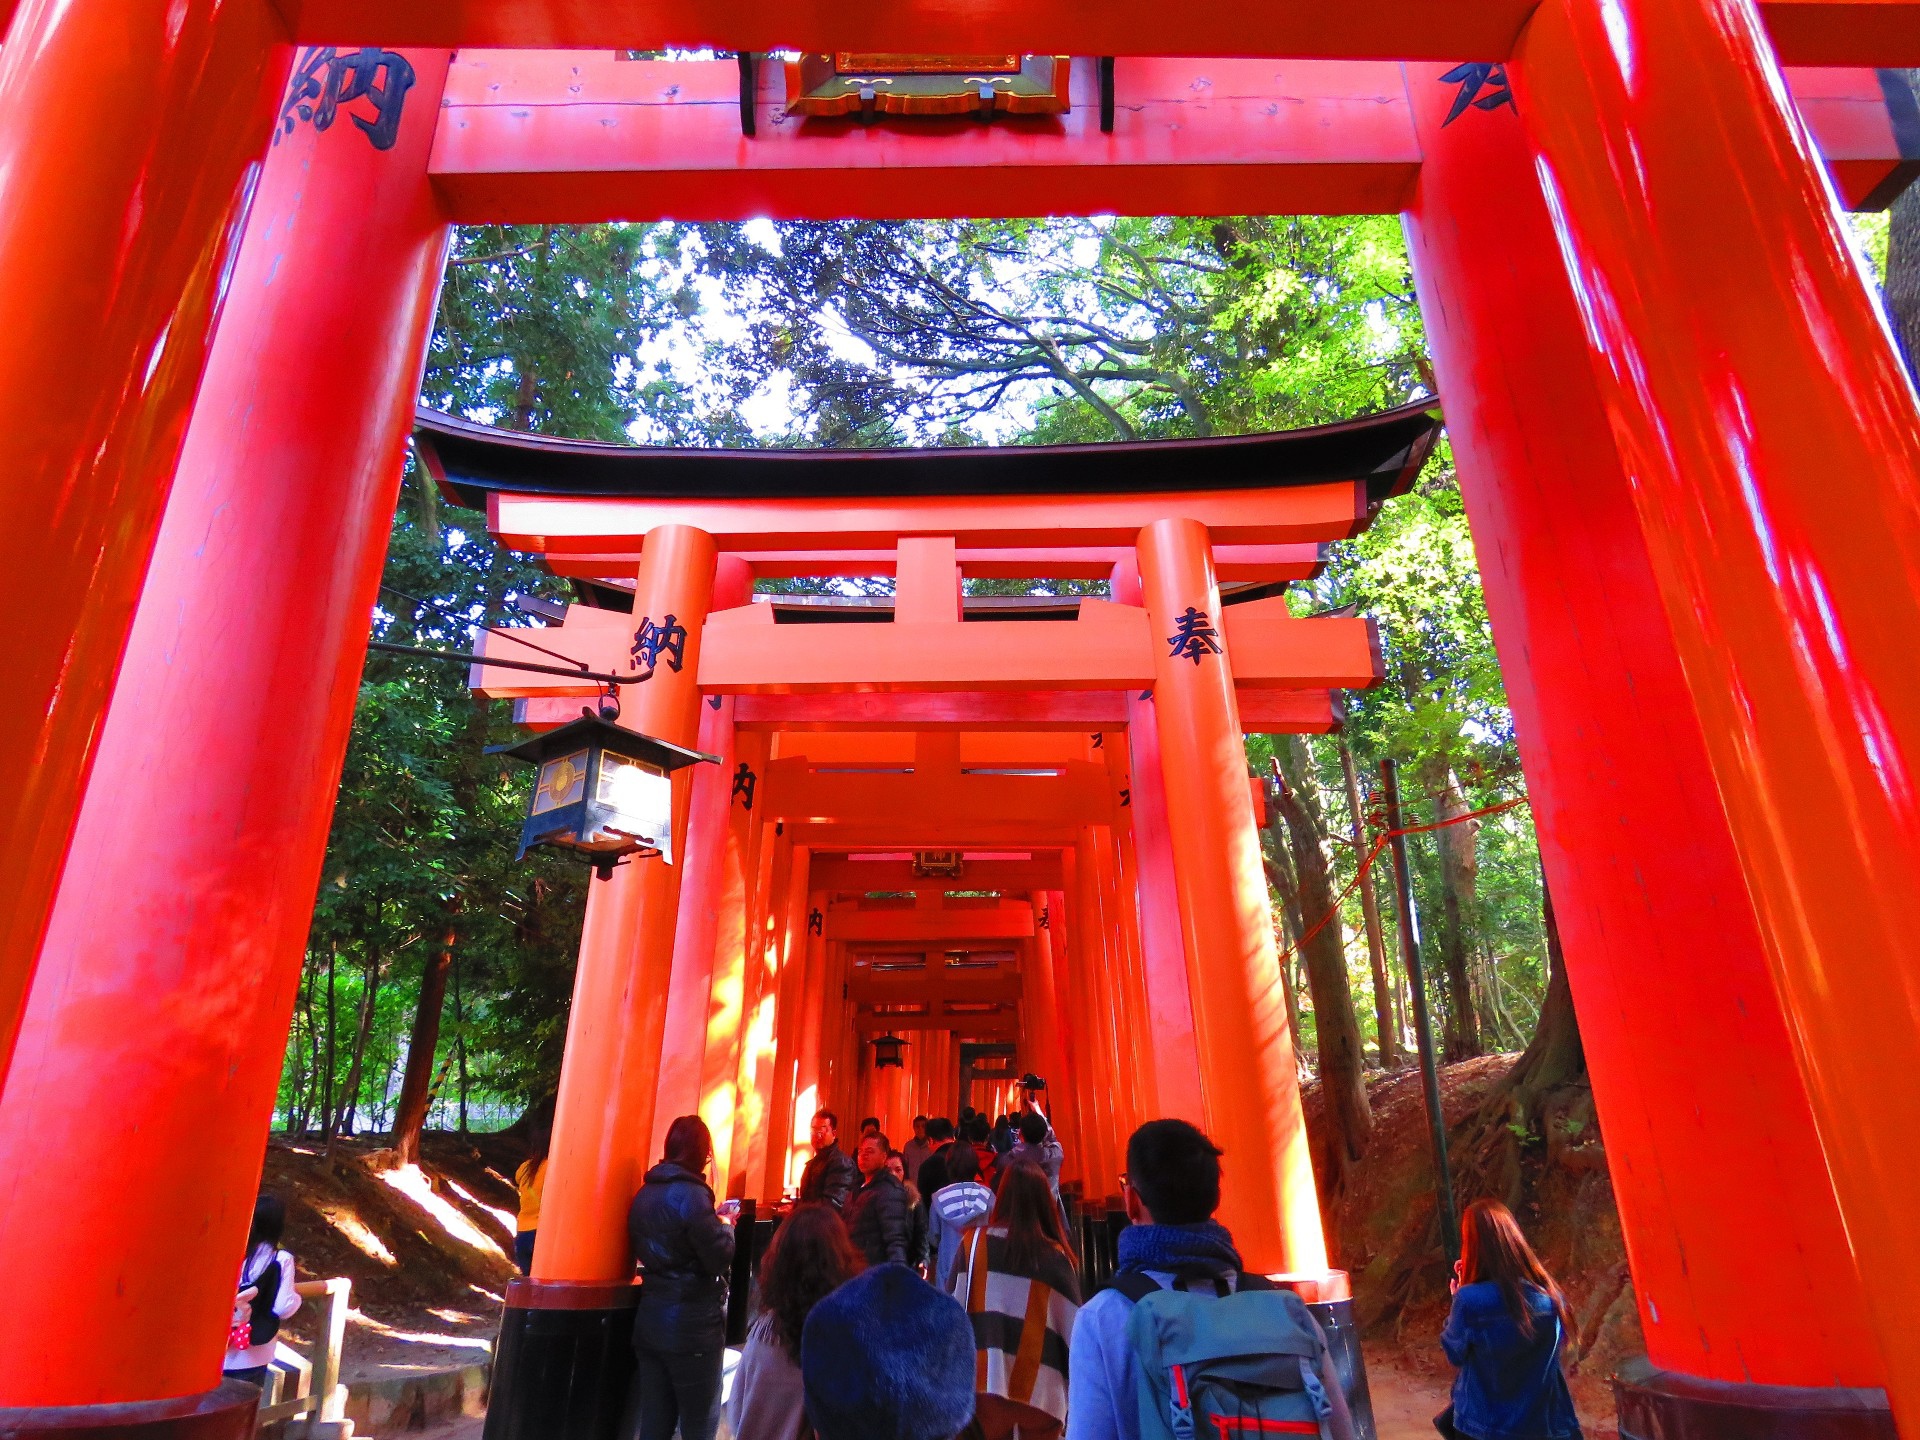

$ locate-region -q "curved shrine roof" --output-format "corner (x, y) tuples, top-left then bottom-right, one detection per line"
(414, 399), (1442, 512)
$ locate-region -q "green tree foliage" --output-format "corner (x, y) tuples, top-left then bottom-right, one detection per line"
(281, 213), (1561, 1137)
(681, 215), (1424, 444)
(281, 225), (666, 1134)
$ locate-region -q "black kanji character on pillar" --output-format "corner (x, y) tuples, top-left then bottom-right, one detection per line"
(633, 614), (689, 673)
(1167, 606), (1223, 664)
(732, 762), (757, 811)
(277, 47), (417, 151)
(1438, 63), (1514, 126)
(1037, 908), (1050, 929)
(808, 908), (824, 936)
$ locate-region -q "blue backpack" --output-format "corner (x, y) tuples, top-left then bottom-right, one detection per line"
(1114, 1271), (1334, 1440)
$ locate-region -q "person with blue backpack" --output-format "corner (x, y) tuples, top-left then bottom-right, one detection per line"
(1435, 1200), (1582, 1440)
(1064, 1120), (1356, 1440)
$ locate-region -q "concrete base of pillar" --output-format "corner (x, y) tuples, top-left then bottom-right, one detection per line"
(482, 1278), (640, 1440)
(1615, 1356), (1895, 1439)
(0, 1381), (258, 1439)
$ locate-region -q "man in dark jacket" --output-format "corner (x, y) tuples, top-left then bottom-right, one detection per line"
(845, 1131), (911, 1267)
(798, 1108), (858, 1211)
(915, 1117), (957, 1201)
(628, 1117), (737, 1440)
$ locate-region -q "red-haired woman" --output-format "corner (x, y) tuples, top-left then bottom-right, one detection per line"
(1439, 1199), (1582, 1439)
(726, 1203), (864, 1440)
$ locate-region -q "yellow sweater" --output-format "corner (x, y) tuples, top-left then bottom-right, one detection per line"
(516, 1158), (547, 1233)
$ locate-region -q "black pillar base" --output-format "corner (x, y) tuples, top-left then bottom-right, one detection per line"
(1616, 1356), (1895, 1439)
(1279, 1272), (1377, 1440)
(0, 1380), (258, 1439)
(483, 1278), (640, 1440)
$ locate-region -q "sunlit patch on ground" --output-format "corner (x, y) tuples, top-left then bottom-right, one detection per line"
(346, 1306), (495, 1365)
(443, 1177), (517, 1234)
(380, 1163), (511, 1262)
(322, 1206), (399, 1267)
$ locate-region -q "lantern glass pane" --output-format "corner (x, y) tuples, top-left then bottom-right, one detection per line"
(533, 750), (590, 815)
(597, 752), (670, 843)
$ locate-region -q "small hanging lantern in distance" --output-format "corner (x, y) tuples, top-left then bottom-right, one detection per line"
(873, 1033), (908, 1069)
(498, 713), (719, 878)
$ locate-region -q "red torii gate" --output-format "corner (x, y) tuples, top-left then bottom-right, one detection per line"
(0, 3), (1917, 1439)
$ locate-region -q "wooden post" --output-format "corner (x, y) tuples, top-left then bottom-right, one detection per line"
(0, 45), (450, 1417)
(0, 2), (293, 1093)
(1137, 517), (1326, 1276)
(1403, 37), (1886, 1420)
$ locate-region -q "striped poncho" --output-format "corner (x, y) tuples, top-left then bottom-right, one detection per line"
(950, 1225), (1082, 1427)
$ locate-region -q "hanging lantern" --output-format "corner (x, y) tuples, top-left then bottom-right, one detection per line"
(873, 1033), (908, 1069)
(499, 713), (718, 878)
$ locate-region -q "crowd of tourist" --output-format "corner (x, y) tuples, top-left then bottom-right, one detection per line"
(236, 1095), (1583, 1440)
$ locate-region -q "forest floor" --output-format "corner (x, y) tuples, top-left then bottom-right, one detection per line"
(1304, 1054), (1637, 1439)
(269, 1056), (1634, 1435)
(267, 1131), (523, 1385)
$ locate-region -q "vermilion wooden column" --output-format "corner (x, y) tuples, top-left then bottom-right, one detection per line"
(1018, 918), (1073, 1160)
(1138, 518), (1326, 1276)
(534, 524), (718, 1278)
(1061, 848), (1119, 1199)
(1401, 52), (1885, 1423)
(700, 731), (771, 1190)
(1095, 762), (1163, 1122)
(0, 46), (448, 1428)
(492, 526), (717, 1440)
(1512, 0), (1920, 1427)
(649, 559), (753, 1159)
(1034, 909), (1089, 1184)
(760, 847), (813, 1198)
(1112, 557), (1210, 1123)
(1048, 884), (1100, 1192)
(0, 0), (291, 1089)
(730, 827), (791, 1199)
(1125, 695), (1208, 1120)
(786, 886), (831, 1192)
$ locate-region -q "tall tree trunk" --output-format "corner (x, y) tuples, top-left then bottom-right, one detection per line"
(320, 946), (339, 1141)
(335, 941), (383, 1138)
(392, 901), (460, 1164)
(1502, 868), (1586, 1122)
(1338, 740), (1399, 1066)
(1424, 762), (1483, 1061)
(452, 953), (470, 1135)
(1261, 814), (1306, 1054)
(1885, 72), (1920, 377)
(1269, 743), (1373, 1195)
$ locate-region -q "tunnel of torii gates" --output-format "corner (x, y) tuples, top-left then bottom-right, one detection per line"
(3, 4), (1920, 1440)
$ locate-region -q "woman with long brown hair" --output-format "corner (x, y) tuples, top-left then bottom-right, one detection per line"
(951, 1162), (1080, 1438)
(727, 1203), (864, 1440)
(1438, 1199), (1582, 1439)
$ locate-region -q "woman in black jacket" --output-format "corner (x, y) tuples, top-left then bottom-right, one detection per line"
(628, 1115), (737, 1440)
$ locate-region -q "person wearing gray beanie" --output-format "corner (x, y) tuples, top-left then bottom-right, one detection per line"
(800, 1263), (979, 1440)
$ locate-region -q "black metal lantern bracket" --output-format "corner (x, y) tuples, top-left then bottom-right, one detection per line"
(366, 624), (728, 879)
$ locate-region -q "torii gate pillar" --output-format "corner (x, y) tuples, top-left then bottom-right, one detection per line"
(1404, 0), (1911, 1429)
(491, 526), (718, 1440)
(0, 0), (292, 1091)
(1137, 518), (1327, 1278)
(0, 42), (452, 1435)
(1515, 0), (1920, 1433)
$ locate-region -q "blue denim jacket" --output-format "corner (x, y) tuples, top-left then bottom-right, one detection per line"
(1441, 1282), (1581, 1440)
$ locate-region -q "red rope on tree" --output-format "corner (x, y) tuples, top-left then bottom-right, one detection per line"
(1273, 795), (1529, 966)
